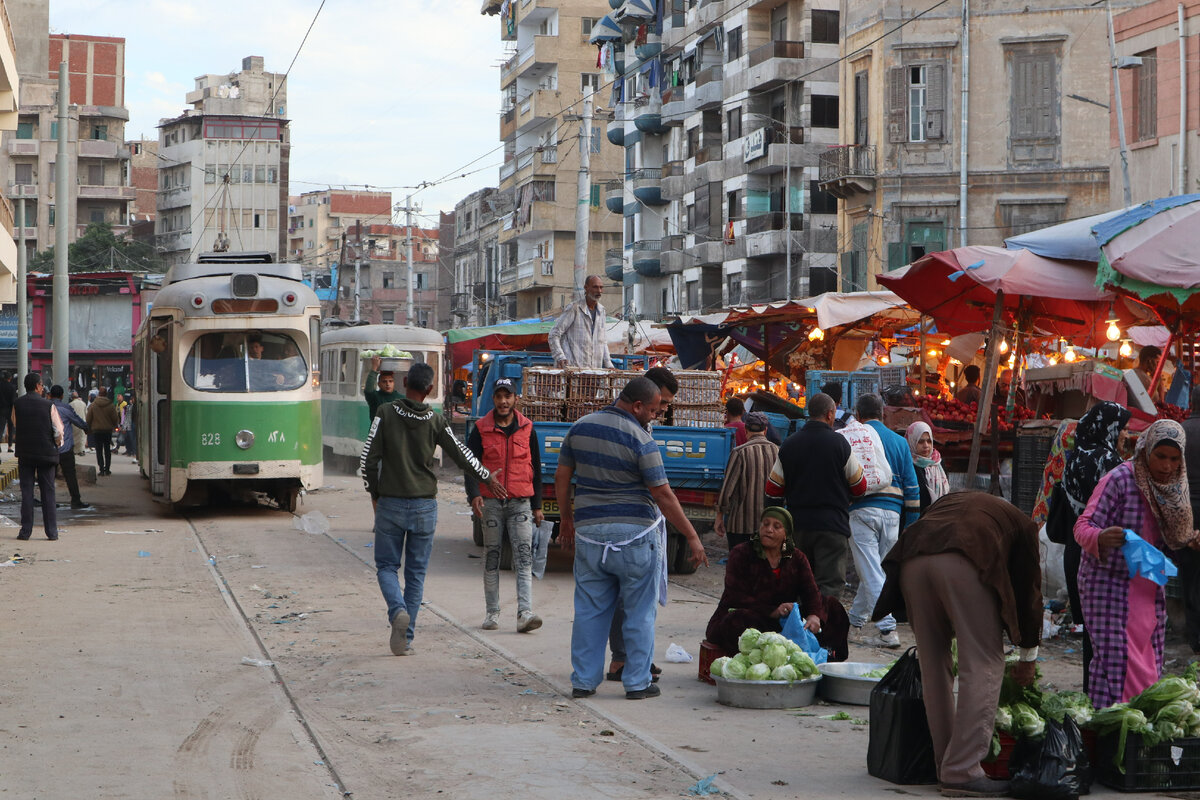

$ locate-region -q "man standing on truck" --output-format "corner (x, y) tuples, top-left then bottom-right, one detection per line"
(548, 275), (613, 369)
(558, 376), (707, 700)
(466, 377), (545, 634)
(364, 355), (403, 420)
(362, 362), (506, 656)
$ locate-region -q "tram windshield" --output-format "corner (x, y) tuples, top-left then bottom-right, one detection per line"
(183, 331), (309, 392)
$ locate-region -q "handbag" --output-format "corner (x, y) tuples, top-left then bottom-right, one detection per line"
(867, 646), (938, 785)
(1045, 484), (1077, 546)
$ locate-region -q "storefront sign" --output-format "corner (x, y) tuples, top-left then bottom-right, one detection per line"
(743, 127), (767, 162)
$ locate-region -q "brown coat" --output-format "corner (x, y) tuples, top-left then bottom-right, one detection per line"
(86, 396), (119, 432)
(872, 491), (1043, 649)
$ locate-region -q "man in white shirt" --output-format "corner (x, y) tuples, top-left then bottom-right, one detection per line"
(548, 275), (614, 369)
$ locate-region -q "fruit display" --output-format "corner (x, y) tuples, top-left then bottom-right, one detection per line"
(1158, 403), (1188, 422)
(913, 394), (1040, 433)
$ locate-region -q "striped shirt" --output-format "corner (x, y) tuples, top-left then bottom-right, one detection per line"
(717, 436), (779, 535)
(559, 405), (667, 528)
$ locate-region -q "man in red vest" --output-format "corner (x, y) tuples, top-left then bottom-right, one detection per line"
(466, 378), (545, 632)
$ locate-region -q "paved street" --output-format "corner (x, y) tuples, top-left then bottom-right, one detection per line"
(0, 454), (1130, 799)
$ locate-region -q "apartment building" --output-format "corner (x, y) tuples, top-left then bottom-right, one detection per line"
(1, 27), (135, 268)
(820, 1), (1120, 289)
(327, 223), (441, 327)
(1111, 0), (1200, 200)
(0, 0), (17, 304)
(484, 0), (624, 320)
(156, 56), (289, 266)
(452, 187), (510, 326)
(287, 188), (392, 281)
(601, 0), (842, 318)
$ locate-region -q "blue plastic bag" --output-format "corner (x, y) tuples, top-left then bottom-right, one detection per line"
(781, 604), (829, 665)
(1121, 529), (1178, 587)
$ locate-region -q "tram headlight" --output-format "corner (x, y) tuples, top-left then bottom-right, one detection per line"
(235, 429), (255, 450)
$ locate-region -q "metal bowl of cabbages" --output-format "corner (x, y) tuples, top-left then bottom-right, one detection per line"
(713, 674), (821, 709)
(817, 662), (890, 706)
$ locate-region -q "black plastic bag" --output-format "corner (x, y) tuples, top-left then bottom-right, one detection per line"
(1009, 717), (1092, 799)
(867, 646), (938, 785)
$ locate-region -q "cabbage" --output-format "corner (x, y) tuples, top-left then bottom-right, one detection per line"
(757, 631), (788, 649)
(1041, 691), (1093, 726)
(994, 706), (1013, 733)
(723, 657), (748, 680)
(747, 648), (764, 665)
(738, 628), (763, 655)
(745, 663), (772, 681)
(709, 657), (731, 679)
(771, 664), (799, 683)
(1132, 676), (1200, 716)
(762, 643), (790, 670)
(1010, 703), (1045, 739)
(788, 651), (817, 678)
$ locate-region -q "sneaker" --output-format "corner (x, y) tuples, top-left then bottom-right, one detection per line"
(626, 683), (661, 700)
(481, 612), (499, 631)
(389, 609), (411, 656)
(571, 687), (595, 698)
(862, 630), (901, 648)
(517, 611), (542, 633)
(939, 777), (1010, 797)
(71, 501), (91, 510)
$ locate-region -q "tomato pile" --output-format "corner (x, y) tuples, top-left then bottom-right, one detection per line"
(1157, 403), (1188, 422)
(913, 395), (1040, 433)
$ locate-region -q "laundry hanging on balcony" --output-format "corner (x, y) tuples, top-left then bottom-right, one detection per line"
(638, 56), (661, 88)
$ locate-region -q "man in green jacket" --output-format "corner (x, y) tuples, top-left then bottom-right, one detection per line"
(361, 362), (505, 655)
(364, 355), (403, 420)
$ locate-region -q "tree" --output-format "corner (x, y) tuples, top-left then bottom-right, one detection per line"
(30, 222), (165, 273)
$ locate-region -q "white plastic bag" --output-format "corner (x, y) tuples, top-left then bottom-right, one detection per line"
(531, 520), (553, 579)
(664, 642), (693, 663)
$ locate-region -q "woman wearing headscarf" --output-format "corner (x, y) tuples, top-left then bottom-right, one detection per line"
(906, 421), (950, 515)
(1074, 419), (1198, 707)
(705, 507), (850, 661)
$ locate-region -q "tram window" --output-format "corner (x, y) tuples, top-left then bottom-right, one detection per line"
(183, 332), (308, 392)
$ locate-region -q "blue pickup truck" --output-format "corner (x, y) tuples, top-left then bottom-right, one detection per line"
(464, 350), (734, 574)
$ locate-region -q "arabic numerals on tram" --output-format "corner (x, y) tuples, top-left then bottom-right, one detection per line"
(201, 432), (221, 446)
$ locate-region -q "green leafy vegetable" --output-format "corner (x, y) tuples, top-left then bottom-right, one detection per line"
(771, 664), (799, 683)
(723, 657), (747, 680)
(709, 657), (730, 679)
(762, 644), (789, 670)
(745, 663), (771, 681)
(738, 628), (762, 655)
(1010, 703), (1045, 739)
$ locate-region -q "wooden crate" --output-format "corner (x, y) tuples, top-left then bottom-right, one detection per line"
(673, 370), (722, 405)
(522, 367), (567, 400)
(670, 404), (725, 427)
(522, 399), (563, 422)
(564, 399), (608, 421)
(568, 369), (615, 402)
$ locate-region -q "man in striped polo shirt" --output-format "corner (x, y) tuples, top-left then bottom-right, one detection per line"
(556, 377), (707, 700)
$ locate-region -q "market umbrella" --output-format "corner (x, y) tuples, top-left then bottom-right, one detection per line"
(876, 246), (1132, 347)
(1003, 205), (1135, 262)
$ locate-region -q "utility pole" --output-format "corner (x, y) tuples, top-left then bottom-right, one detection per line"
(573, 95), (593, 300)
(785, 119), (792, 299)
(52, 62), (70, 388)
(17, 198), (27, 387)
(353, 219), (362, 323)
(1107, 0), (1134, 207)
(959, 0), (970, 247)
(406, 194), (415, 325)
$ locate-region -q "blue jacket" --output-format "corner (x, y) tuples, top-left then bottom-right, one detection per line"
(851, 419), (921, 528)
(52, 399), (89, 454)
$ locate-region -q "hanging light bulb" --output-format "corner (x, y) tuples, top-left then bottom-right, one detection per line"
(927, 348), (939, 357)
(1120, 340), (1133, 357)
(999, 338), (1010, 355)
(1007, 352), (1017, 368)
(1106, 321), (1122, 342)
(808, 327), (824, 341)
(1048, 353), (1060, 365)
(1064, 346), (1077, 363)
(878, 354), (890, 365)
(941, 339), (951, 346)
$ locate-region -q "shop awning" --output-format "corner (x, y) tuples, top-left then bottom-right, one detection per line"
(616, 0), (656, 20)
(589, 14), (625, 43)
(1003, 207), (1132, 262)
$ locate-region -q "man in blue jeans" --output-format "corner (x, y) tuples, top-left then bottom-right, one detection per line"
(556, 377), (707, 700)
(361, 362), (504, 655)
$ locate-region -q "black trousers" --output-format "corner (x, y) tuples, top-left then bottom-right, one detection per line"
(94, 430), (112, 472)
(57, 450), (82, 504)
(19, 459), (57, 538)
(1177, 529), (1200, 654)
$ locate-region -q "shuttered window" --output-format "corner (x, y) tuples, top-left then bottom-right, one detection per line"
(854, 71), (869, 145)
(889, 62), (946, 143)
(1134, 49), (1157, 141)
(1011, 52), (1057, 140)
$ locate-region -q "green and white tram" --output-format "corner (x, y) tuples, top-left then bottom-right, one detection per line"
(319, 324), (444, 470)
(133, 252), (322, 511)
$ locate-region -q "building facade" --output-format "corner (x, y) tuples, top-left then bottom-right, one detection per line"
(287, 188), (392, 281)
(0, 0), (18, 304)
(1, 26), (135, 269)
(155, 56), (289, 265)
(602, 0), (842, 317)
(1112, 0), (1200, 201)
(452, 187), (509, 326)
(327, 222), (441, 327)
(821, 1), (1120, 289)
(485, 0), (625, 320)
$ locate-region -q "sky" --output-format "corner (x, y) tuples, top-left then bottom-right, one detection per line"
(47, 0), (505, 225)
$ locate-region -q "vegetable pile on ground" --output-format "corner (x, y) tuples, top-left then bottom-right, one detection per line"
(709, 628), (819, 684)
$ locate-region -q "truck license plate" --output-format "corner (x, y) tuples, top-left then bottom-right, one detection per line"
(542, 500), (558, 514)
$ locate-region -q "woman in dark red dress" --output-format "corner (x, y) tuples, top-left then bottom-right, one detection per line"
(706, 507), (850, 661)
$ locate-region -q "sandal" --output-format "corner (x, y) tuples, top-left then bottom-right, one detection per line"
(605, 662), (661, 682)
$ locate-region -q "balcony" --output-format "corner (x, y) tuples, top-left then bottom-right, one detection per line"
(661, 86), (687, 126)
(511, 145), (558, 184)
(631, 167), (666, 206)
(659, 234), (686, 273)
(78, 139), (129, 159)
(738, 42), (832, 94)
(605, 247), (624, 282)
(633, 96), (667, 135)
(516, 88), (559, 133)
(13, 226), (35, 241)
(7, 139), (37, 157)
(661, 160), (686, 199)
(77, 223), (130, 239)
(500, 105), (516, 140)
(631, 239), (662, 277)
(77, 184), (136, 201)
(745, 213), (804, 258)
(749, 40), (804, 68)
(743, 128), (807, 175)
(605, 179), (625, 213)
(635, 32), (661, 61)
(692, 0), (726, 31)
(609, 0), (621, 8)
(6, 182), (37, 199)
(688, 239), (725, 266)
(818, 145), (877, 199)
(508, 200), (572, 239)
(607, 117), (624, 146)
(694, 65), (723, 109)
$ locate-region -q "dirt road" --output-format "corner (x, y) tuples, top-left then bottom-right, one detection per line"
(0, 455), (1134, 798)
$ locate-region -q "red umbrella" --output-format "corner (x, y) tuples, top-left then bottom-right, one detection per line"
(877, 246), (1135, 347)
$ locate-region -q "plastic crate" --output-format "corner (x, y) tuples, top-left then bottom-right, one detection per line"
(982, 732), (1015, 779)
(876, 365), (908, 390)
(1012, 425), (1058, 516)
(698, 640), (727, 685)
(848, 371), (881, 407)
(1096, 731), (1200, 792)
(807, 370), (849, 406)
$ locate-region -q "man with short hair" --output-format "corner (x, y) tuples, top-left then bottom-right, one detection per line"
(715, 411), (779, 551)
(724, 397), (747, 446)
(13, 372), (63, 540)
(362, 362), (506, 655)
(846, 393), (920, 649)
(822, 381), (853, 430)
(956, 364), (982, 405)
(766, 392), (868, 597)
(548, 275), (614, 368)
(85, 386), (119, 476)
(466, 377), (544, 633)
(558, 376), (707, 700)
(365, 355), (403, 420)
(49, 385), (90, 510)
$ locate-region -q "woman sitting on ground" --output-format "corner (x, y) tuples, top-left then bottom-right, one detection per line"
(705, 507), (850, 661)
